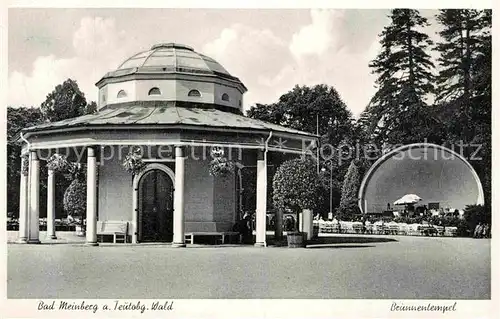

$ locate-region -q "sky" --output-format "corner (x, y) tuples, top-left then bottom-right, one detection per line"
(8, 8), (440, 117)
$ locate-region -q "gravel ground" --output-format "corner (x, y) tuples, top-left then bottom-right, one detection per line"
(7, 232), (490, 299)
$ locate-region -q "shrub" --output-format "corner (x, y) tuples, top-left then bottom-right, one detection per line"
(463, 204), (490, 234)
(273, 158), (322, 230)
(63, 178), (86, 221)
(338, 160), (362, 219)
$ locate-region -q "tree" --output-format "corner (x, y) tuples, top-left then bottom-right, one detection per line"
(7, 107), (44, 216)
(248, 84), (355, 214)
(337, 160), (362, 219)
(434, 9), (491, 214)
(48, 153), (86, 231)
(463, 204), (490, 236)
(248, 84), (354, 146)
(86, 101), (98, 115)
(435, 9), (489, 142)
(40, 79), (88, 122)
(8, 79), (97, 219)
(272, 158), (323, 230)
(63, 179), (87, 227)
(364, 9), (437, 147)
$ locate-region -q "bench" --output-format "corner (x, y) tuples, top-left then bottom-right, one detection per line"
(97, 221), (128, 243)
(184, 231), (240, 245)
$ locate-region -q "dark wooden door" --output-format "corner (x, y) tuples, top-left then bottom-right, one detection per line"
(139, 170), (174, 242)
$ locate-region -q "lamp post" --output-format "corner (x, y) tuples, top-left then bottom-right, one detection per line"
(321, 160), (333, 219)
(316, 113), (320, 175)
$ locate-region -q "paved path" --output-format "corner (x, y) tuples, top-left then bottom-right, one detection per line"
(7, 233), (490, 299)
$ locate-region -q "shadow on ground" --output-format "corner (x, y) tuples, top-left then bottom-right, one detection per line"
(306, 244), (375, 249)
(310, 236), (397, 244)
(266, 235), (398, 247)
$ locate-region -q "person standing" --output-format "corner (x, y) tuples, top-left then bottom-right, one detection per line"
(243, 212), (253, 244)
(483, 224), (489, 239)
(472, 223), (481, 238)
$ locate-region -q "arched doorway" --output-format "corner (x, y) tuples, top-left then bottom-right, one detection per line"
(137, 168), (174, 242)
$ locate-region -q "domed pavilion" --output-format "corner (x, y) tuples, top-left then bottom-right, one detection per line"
(16, 43), (318, 247)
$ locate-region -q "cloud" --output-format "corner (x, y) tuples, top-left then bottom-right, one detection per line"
(202, 28), (238, 59)
(244, 9), (379, 117)
(202, 10), (380, 117)
(8, 16), (129, 107)
(203, 24), (292, 111)
(201, 9), (380, 117)
(289, 9), (344, 60)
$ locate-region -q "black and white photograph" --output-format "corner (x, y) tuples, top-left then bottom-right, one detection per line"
(3, 1), (495, 318)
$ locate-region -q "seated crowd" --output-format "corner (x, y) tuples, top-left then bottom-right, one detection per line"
(312, 214), (491, 238)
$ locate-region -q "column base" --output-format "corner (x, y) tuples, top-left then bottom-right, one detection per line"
(85, 242), (99, 246)
(27, 239), (41, 244)
(16, 237), (28, 244)
(171, 242), (186, 248)
(254, 242), (267, 247)
(47, 235), (57, 240)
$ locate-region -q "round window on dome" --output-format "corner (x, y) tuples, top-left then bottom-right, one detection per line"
(148, 87), (161, 96)
(117, 90), (127, 98)
(221, 93), (230, 102)
(188, 89), (201, 97)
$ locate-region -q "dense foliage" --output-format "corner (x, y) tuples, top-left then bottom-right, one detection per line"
(40, 78), (96, 122)
(7, 107), (44, 215)
(434, 9), (492, 215)
(337, 160), (363, 219)
(63, 179), (87, 218)
(208, 147), (235, 177)
(463, 204), (490, 232)
(248, 84), (356, 213)
(7, 79), (96, 218)
(122, 147), (147, 176)
(272, 158), (323, 219)
(362, 9), (437, 147)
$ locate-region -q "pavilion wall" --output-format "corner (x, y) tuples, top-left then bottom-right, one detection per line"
(96, 145), (238, 236)
(97, 152), (133, 223)
(184, 155), (236, 232)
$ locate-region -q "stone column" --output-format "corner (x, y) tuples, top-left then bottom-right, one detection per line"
(85, 147), (98, 246)
(17, 155), (29, 243)
(46, 168), (57, 239)
(275, 209), (283, 240)
(172, 146), (186, 247)
(27, 151), (41, 244)
(255, 150), (267, 247)
(302, 209), (314, 240)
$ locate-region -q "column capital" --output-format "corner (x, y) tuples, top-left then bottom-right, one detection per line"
(257, 149), (265, 161)
(30, 150), (38, 161)
(175, 145), (186, 158)
(87, 146), (96, 157)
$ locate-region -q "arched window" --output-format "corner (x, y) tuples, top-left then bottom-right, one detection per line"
(238, 100), (242, 107)
(148, 87), (161, 96)
(117, 90), (127, 98)
(221, 93), (230, 102)
(188, 89), (201, 97)
(102, 94), (106, 102)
